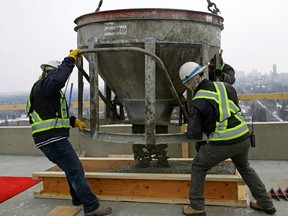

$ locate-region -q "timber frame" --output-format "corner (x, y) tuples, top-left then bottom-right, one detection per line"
(32, 158), (247, 207)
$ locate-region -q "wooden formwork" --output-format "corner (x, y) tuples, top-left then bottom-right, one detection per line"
(32, 158), (247, 207)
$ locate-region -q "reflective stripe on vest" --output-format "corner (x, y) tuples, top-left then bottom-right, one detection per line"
(27, 91), (70, 135)
(31, 118), (70, 134)
(26, 98), (31, 116)
(192, 82), (249, 141)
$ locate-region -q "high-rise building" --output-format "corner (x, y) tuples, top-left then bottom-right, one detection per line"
(272, 64), (277, 74)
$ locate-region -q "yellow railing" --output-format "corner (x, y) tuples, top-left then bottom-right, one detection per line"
(0, 101), (105, 111)
(238, 92), (288, 101)
(1, 93), (288, 111)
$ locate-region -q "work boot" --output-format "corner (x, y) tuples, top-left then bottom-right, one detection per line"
(182, 205), (206, 216)
(250, 201), (276, 215)
(85, 204), (112, 216)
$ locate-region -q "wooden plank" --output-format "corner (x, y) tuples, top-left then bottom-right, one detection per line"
(33, 171), (243, 182)
(237, 182), (248, 201)
(180, 125), (189, 158)
(34, 188), (71, 199)
(47, 206), (81, 216)
(33, 176), (245, 205)
(34, 176), (246, 206)
(32, 158), (247, 207)
(89, 178), (239, 200)
(108, 154), (134, 158)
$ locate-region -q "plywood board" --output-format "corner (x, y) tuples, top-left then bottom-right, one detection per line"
(47, 206), (81, 216)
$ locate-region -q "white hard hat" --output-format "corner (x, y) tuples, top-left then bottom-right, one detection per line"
(40, 60), (61, 71)
(179, 62), (206, 84)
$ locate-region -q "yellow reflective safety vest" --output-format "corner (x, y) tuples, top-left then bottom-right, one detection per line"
(192, 82), (249, 142)
(26, 90), (70, 135)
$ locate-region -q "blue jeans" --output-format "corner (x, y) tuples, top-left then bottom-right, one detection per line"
(40, 138), (99, 214)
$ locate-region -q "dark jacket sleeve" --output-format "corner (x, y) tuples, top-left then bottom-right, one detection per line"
(225, 82), (239, 105)
(222, 63), (236, 85)
(41, 57), (75, 96)
(186, 103), (203, 140)
(70, 116), (76, 127)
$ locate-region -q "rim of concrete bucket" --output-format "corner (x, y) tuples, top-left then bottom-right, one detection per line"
(74, 8), (224, 31)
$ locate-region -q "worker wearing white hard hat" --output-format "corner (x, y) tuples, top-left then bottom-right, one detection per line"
(179, 62), (207, 92)
(179, 62), (276, 216)
(39, 60), (62, 79)
(26, 49), (112, 216)
(179, 62), (206, 84)
(40, 60), (62, 71)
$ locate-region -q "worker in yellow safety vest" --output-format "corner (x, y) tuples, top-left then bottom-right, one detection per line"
(26, 49), (112, 216)
(178, 62), (276, 216)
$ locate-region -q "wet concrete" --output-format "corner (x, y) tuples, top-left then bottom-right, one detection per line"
(105, 160), (236, 175)
(0, 155), (287, 216)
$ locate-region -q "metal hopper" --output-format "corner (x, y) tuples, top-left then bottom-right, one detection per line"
(74, 8), (223, 146)
(75, 9), (223, 125)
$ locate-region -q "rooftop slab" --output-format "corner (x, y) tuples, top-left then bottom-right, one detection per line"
(0, 155), (287, 216)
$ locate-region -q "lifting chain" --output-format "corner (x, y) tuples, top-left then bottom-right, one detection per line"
(95, 0), (103, 12)
(207, 0), (220, 15)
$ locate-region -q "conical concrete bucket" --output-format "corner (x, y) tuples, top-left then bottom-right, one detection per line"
(75, 8), (223, 125)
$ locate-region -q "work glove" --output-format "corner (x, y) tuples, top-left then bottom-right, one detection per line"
(214, 69), (223, 78)
(74, 118), (87, 132)
(68, 48), (81, 60)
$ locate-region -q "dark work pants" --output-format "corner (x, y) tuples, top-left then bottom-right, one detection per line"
(40, 138), (99, 214)
(189, 138), (274, 210)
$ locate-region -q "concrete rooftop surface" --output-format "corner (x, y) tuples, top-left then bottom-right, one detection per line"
(0, 155), (287, 216)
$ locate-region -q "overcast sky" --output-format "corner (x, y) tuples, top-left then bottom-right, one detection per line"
(1, 0), (287, 93)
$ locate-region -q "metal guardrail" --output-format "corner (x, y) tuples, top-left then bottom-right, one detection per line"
(238, 92), (288, 101)
(1, 92), (288, 111)
(0, 101), (104, 111)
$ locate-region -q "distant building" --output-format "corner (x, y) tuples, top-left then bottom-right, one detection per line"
(272, 64), (277, 74)
(235, 70), (245, 79)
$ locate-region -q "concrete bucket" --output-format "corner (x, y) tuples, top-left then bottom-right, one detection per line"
(75, 8), (223, 166)
(74, 8), (224, 125)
